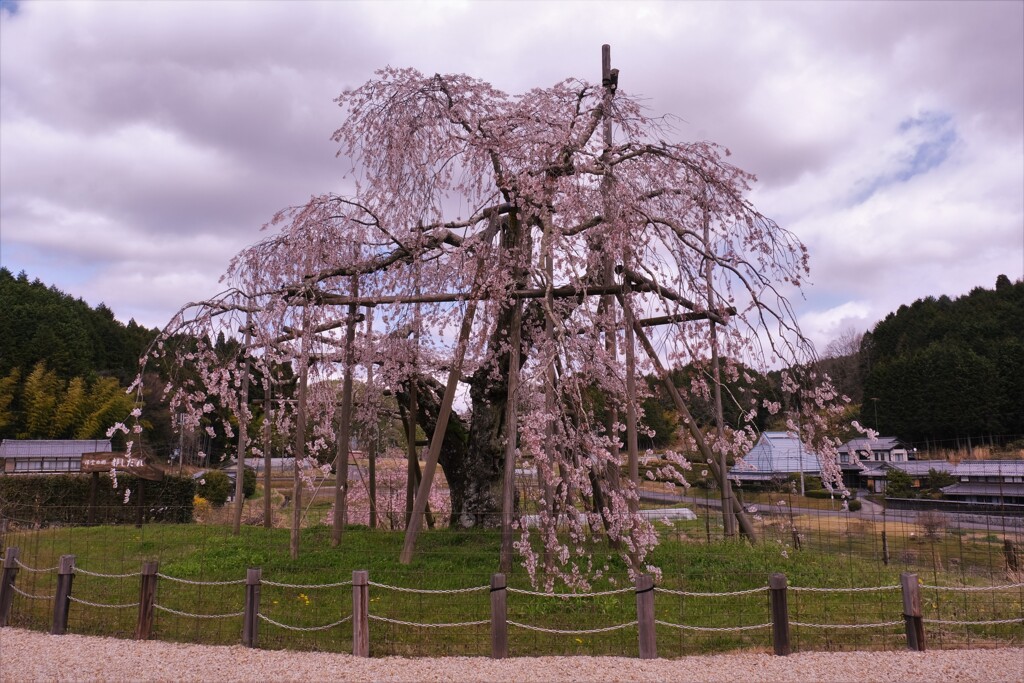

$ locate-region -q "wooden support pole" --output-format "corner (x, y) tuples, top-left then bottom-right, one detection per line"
(263, 392), (273, 530)
(50, 554), (75, 635)
(900, 572), (925, 651)
(400, 296), (480, 564)
(499, 301), (522, 574)
(0, 547), (19, 627)
(290, 351), (309, 561)
(621, 296), (758, 542)
(635, 574), (656, 659)
(352, 570), (369, 657)
(135, 560), (158, 640)
(242, 567), (261, 648)
(769, 572), (791, 656)
(232, 312), (252, 536)
(333, 279), (359, 546)
(365, 307), (378, 530)
(490, 573), (508, 659)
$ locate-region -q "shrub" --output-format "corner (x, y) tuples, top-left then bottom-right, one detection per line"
(847, 499), (862, 512)
(0, 473), (195, 524)
(199, 470), (232, 507)
(242, 466), (256, 498)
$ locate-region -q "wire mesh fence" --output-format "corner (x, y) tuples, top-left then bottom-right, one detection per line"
(0, 490), (1022, 657)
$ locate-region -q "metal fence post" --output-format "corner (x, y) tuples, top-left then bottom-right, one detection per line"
(50, 555), (75, 635)
(769, 572), (791, 655)
(0, 547), (19, 627)
(490, 573), (508, 659)
(900, 572), (925, 651)
(636, 574), (656, 659)
(135, 561), (159, 640)
(352, 569), (369, 657)
(243, 567), (261, 648)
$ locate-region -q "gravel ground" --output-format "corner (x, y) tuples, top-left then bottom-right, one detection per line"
(1, 628), (1022, 682)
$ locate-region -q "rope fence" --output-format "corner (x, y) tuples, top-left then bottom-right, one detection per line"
(1, 545), (1021, 657)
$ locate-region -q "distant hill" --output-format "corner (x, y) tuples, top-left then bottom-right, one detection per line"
(0, 267), (157, 384)
(0, 268), (161, 441)
(861, 274), (1024, 448)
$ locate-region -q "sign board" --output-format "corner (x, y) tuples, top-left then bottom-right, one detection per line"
(81, 452), (164, 481)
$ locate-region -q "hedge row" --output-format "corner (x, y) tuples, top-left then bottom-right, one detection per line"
(0, 473), (195, 525)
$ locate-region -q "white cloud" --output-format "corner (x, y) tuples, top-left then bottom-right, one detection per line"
(0, 0), (1021, 343)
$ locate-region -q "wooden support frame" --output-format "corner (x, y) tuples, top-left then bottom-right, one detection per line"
(901, 572), (925, 651)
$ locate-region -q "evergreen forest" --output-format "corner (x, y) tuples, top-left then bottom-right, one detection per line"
(1, 268), (1021, 456)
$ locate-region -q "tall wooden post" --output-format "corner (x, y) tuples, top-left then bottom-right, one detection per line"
(599, 44), (622, 504)
(291, 348), (309, 561)
(499, 301), (522, 573)
(263, 390), (273, 529)
(0, 547), (19, 627)
(50, 555), (75, 635)
(135, 560), (158, 639)
(704, 211), (735, 537)
(333, 279), (359, 546)
(233, 312), (252, 536)
(769, 573), (791, 655)
(635, 574), (656, 659)
(365, 307), (377, 530)
(490, 573), (508, 659)
(243, 567), (261, 647)
(352, 570), (369, 657)
(901, 572), (925, 651)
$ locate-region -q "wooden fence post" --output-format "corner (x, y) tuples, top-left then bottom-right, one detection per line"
(636, 574), (656, 659)
(490, 573), (508, 659)
(900, 572), (925, 651)
(243, 567), (261, 648)
(352, 570), (369, 657)
(1004, 540), (1019, 572)
(50, 555), (75, 635)
(0, 547), (19, 627)
(135, 561), (159, 640)
(769, 572), (791, 655)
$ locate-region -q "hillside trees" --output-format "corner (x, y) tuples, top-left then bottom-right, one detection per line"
(862, 276), (1023, 447)
(0, 268), (163, 444)
(132, 51), (848, 584)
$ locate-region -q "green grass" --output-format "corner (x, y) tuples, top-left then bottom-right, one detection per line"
(2, 518), (1021, 657)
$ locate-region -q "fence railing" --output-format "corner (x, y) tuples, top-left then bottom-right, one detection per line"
(2, 545), (1021, 658)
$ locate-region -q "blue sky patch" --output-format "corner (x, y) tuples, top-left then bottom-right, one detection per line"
(852, 111), (957, 204)
(0, 0), (19, 17)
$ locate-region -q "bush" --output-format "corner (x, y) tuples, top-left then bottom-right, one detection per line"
(242, 466), (257, 498)
(0, 473), (195, 524)
(198, 470), (232, 507)
(847, 499), (862, 512)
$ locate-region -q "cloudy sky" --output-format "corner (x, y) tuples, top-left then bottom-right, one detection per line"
(1, 0), (1021, 352)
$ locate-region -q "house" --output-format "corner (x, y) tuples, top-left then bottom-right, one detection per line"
(837, 437), (915, 489)
(940, 460), (1024, 506)
(0, 439), (112, 474)
(859, 460), (953, 494)
(731, 431), (822, 487)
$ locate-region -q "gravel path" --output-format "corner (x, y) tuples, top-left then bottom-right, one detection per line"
(1, 628), (1021, 682)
